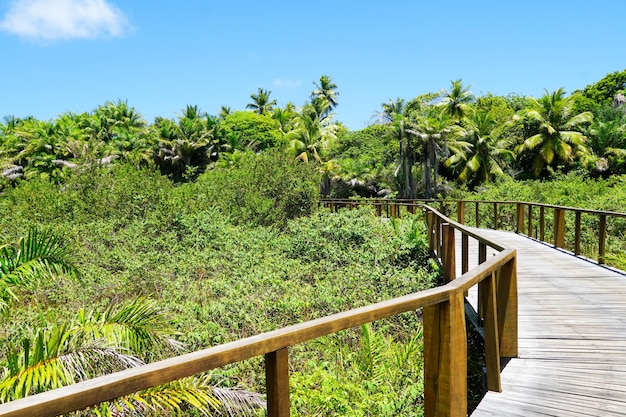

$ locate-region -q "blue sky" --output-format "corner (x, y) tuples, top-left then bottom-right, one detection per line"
(1, 0), (625, 130)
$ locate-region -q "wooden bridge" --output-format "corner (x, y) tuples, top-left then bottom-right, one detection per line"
(0, 199), (625, 416)
(463, 227), (626, 416)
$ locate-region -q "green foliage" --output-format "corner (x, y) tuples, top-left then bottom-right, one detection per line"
(218, 111), (283, 152)
(0, 227), (78, 312)
(579, 69), (626, 107)
(291, 323), (424, 416)
(192, 150), (320, 227)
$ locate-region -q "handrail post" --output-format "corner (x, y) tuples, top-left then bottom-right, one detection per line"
(424, 292), (467, 417)
(475, 201), (480, 228)
(554, 208), (565, 248)
(497, 256), (518, 358)
(427, 212), (436, 254)
(599, 214), (607, 264)
(574, 212), (582, 255)
(266, 348), (290, 417)
(493, 202), (499, 229)
(539, 206), (546, 242)
(461, 234), (469, 274)
(481, 272), (501, 392)
(457, 201), (465, 224)
(442, 223), (456, 282)
(516, 203), (524, 234)
(478, 243), (487, 318)
(527, 204), (533, 238)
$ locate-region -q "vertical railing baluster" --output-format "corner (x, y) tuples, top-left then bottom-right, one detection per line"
(462, 234), (469, 274)
(527, 204), (533, 238)
(497, 256), (518, 358)
(424, 292), (467, 417)
(481, 272), (501, 392)
(516, 203), (524, 234)
(539, 206), (546, 242)
(266, 348), (290, 417)
(443, 224), (456, 282)
(599, 214), (607, 264)
(475, 201), (480, 227)
(574, 212), (581, 256)
(457, 201), (465, 224)
(554, 208), (565, 248)
(493, 202), (499, 229)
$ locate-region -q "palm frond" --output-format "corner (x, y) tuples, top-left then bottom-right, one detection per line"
(75, 296), (184, 359)
(0, 227), (78, 288)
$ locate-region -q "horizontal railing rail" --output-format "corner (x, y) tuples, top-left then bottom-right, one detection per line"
(320, 198), (626, 265)
(0, 205), (517, 417)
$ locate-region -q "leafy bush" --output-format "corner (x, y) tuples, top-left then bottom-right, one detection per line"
(190, 150), (320, 227)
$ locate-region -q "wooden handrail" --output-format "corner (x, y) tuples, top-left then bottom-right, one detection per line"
(0, 205), (517, 417)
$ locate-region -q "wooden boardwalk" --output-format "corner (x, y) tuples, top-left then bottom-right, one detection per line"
(461, 228), (626, 417)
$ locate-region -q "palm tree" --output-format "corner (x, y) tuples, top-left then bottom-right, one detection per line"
(286, 98), (338, 163)
(445, 110), (515, 187)
(0, 227), (78, 312)
(311, 75), (339, 115)
(246, 88), (277, 115)
(0, 297), (265, 416)
(374, 98), (406, 124)
(388, 113), (416, 199)
(405, 108), (467, 198)
(439, 79), (475, 123)
(516, 88), (593, 177)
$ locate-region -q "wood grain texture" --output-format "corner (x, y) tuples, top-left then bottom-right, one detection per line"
(462, 228), (626, 417)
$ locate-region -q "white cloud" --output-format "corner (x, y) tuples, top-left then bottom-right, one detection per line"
(0, 0), (132, 41)
(272, 78), (303, 89)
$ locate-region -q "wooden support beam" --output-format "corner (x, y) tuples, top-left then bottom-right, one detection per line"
(481, 273), (501, 392)
(442, 223), (456, 282)
(462, 234), (469, 274)
(424, 293), (467, 417)
(574, 211), (581, 256)
(457, 201), (465, 224)
(516, 203), (524, 234)
(497, 257), (518, 358)
(527, 204), (533, 238)
(599, 214), (607, 264)
(554, 208), (565, 248)
(266, 349), (290, 417)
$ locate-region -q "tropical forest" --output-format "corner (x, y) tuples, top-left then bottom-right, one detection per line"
(1, 69), (626, 416)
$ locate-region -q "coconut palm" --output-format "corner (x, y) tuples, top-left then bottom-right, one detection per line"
(516, 88), (593, 177)
(374, 98), (406, 124)
(405, 108), (467, 198)
(311, 75), (339, 115)
(246, 88), (277, 115)
(0, 227), (78, 312)
(445, 110), (515, 187)
(286, 98), (338, 163)
(439, 79), (475, 123)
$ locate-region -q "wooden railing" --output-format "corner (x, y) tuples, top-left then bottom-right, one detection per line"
(321, 198), (626, 265)
(0, 205), (517, 417)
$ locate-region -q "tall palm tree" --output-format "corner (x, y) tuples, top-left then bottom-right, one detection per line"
(246, 88), (277, 115)
(445, 110), (515, 187)
(516, 88), (593, 177)
(405, 108), (467, 198)
(311, 75), (339, 115)
(374, 98), (405, 124)
(439, 79), (475, 123)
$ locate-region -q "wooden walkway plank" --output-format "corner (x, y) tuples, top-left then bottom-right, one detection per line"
(458, 228), (626, 417)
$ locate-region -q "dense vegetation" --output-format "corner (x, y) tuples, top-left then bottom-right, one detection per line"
(2, 70), (626, 415)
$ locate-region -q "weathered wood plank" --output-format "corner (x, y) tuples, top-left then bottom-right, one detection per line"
(468, 228), (626, 416)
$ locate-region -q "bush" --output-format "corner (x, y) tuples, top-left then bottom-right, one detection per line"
(191, 150), (320, 227)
